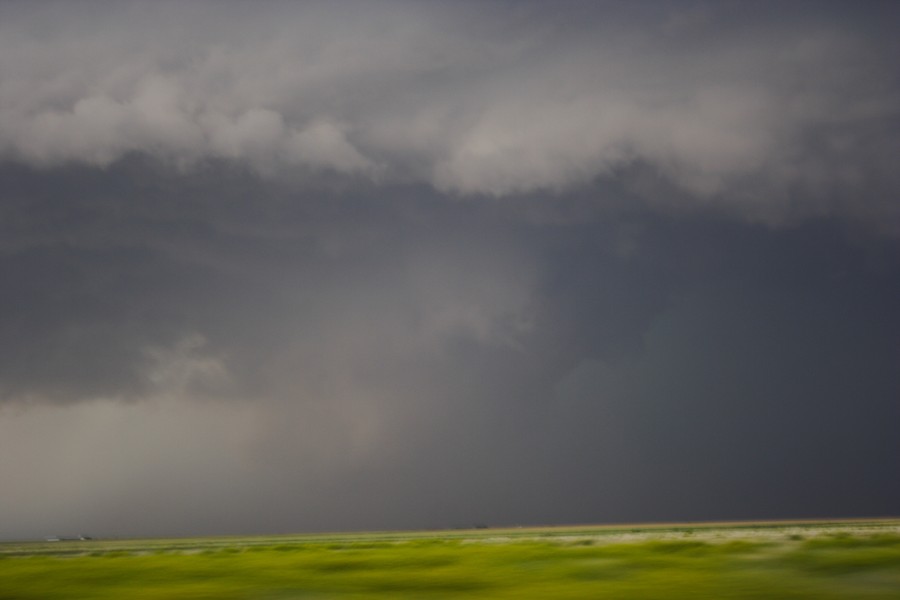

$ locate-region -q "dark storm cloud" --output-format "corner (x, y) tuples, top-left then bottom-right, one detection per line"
(0, 1), (899, 539)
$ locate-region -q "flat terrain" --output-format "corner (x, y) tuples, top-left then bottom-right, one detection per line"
(1, 519), (899, 598)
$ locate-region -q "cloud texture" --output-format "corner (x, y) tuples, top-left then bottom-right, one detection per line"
(0, 1), (898, 539)
(1, 1), (898, 223)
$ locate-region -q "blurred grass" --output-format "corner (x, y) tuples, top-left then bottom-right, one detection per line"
(1, 520), (899, 599)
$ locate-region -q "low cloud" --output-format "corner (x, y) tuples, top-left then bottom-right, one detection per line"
(0, 2), (897, 225)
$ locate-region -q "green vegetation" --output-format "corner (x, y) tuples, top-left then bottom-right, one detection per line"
(1, 520), (898, 598)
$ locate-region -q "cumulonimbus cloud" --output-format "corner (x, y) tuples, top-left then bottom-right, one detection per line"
(1, 1), (898, 225)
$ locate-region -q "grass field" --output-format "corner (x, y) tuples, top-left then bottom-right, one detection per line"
(1, 519), (899, 598)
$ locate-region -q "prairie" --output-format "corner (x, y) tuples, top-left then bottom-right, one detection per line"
(1, 519), (898, 599)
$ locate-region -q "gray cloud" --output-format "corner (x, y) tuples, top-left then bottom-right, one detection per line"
(1, 1), (898, 226)
(0, 2), (899, 539)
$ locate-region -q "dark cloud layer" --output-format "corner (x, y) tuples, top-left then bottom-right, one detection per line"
(0, 1), (898, 539)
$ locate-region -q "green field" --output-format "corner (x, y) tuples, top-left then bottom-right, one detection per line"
(1, 519), (899, 599)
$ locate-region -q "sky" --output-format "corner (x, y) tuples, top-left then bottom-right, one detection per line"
(0, 0), (898, 540)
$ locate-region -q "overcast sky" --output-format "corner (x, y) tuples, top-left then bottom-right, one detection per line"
(0, 0), (898, 540)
